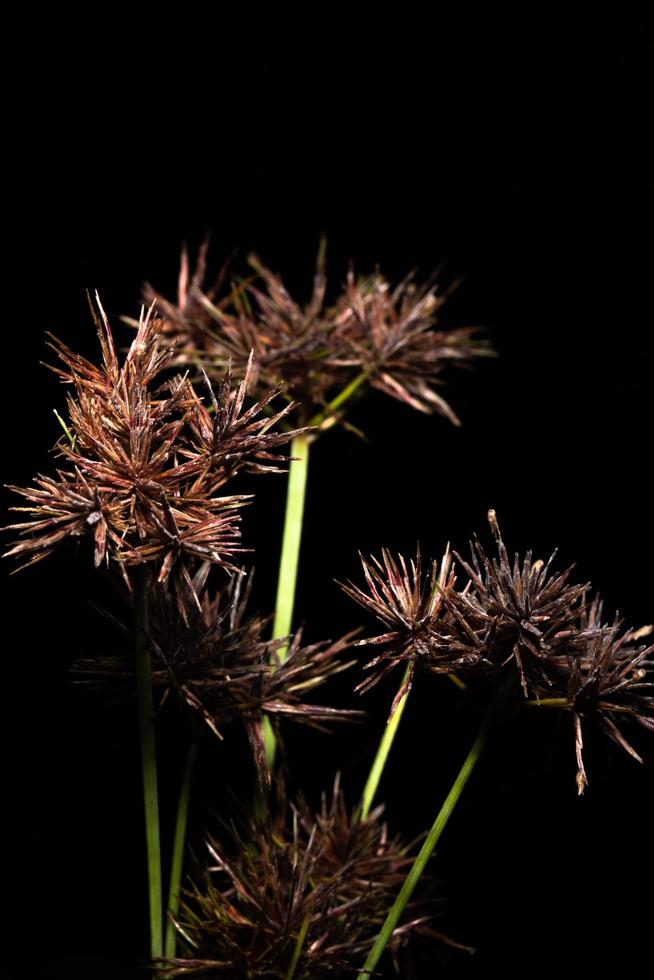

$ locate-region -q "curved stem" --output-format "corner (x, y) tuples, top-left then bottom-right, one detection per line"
(134, 568), (163, 960)
(358, 720), (490, 977)
(264, 433), (311, 767)
(165, 739), (199, 958)
(360, 666), (412, 820)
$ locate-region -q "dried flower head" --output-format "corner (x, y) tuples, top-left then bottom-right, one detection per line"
(450, 510), (589, 697)
(561, 612), (654, 793)
(141, 238), (237, 350)
(342, 514), (591, 712)
(460, 518), (654, 790)
(144, 239), (344, 422)
(344, 511), (654, 792)
(340, 546), (486, 714)
(73, 568), (362, 782)
(162, 777), (458, 978)
(3, 296), (304, 604)
(334, 268), (491, 420)
(144, 240), (491, 428)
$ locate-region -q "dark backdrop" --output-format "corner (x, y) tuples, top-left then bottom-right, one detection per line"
(2, 9), (654, 978)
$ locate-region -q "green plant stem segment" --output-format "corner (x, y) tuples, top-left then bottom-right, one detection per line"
(308, 370), (369, 427)
(271, 433), (311, 653)
(134, 569), (163, 960)
(264, 376), (371, 768)
(358, 720), (490, 978)
(284, 913), (311, 980)
(165, 739), (199, 958)
(525, 697), (569, 708)
(360, 666), (412, 820)
(264, 433), (311, 767)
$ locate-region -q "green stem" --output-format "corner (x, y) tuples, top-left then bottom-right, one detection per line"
(524, 697), (569, 708)
(358, 719), (490, 977)
(134, 568), (163, 960)
(448, 672), (467, 691)
(264, 433), (311, 767)
(284, 913), (311, 980)
(263, 375), (371, 768)
(165, 739), (198, 958)
(308, 371), (369, 428)
(271, 433), (311, 652)
(360, 667), (412, 820)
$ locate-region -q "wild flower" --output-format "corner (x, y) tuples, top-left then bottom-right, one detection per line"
(3, 297), (304, 607)
(344, 511), (654, 792)
(334, 266), (487, 420)
(449, 510), (588, 696)
(73, 568), (362, 782)
(339, 546), (484, 714)
(142, 240), (492, 428)
(162, 777), (458, 978)
(537, 598), (654, 793)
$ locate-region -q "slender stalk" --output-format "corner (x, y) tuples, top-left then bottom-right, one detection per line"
(271, 433), (311, 653)
(448, 672), (467, 691)
(525, 697), (569, 708)
(134, 568), (163, 960)
(284, 913), (311, 980)
(360, 666), (412, 820)
(165, 739), (199, 958)
(264, 374), (371, 767)
(264, 433), (311, 766)
(308, 370), (369, 427)
(358, 720), (490, 977)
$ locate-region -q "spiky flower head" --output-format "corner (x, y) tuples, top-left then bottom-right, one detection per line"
(334, 267), (488, 420)
(340, 546), (485, 715)
(141, 238), (235, 351)
(143, 240), (492, 429)
(162, 777), (459, 978)
(344, 512), (654, 792)
(527, 597), (654, 794)
(73, 568), (362, 783)
(458, 514), (654, 790)
(3, 296), (305, 604)
(449, 510), (589, 696)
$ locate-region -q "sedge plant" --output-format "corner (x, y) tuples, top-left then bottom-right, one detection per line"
(5, 245), (654, 979)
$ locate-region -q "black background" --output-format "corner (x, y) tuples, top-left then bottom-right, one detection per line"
(2, 8), (654, 978)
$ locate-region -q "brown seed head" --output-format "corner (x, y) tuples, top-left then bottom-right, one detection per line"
(143, 240), (491, 428)
(73, 569), (362, 783)
(161, 777), (456, 978)
(340, 546), (484, 714)
(3, 297), (304, 604)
